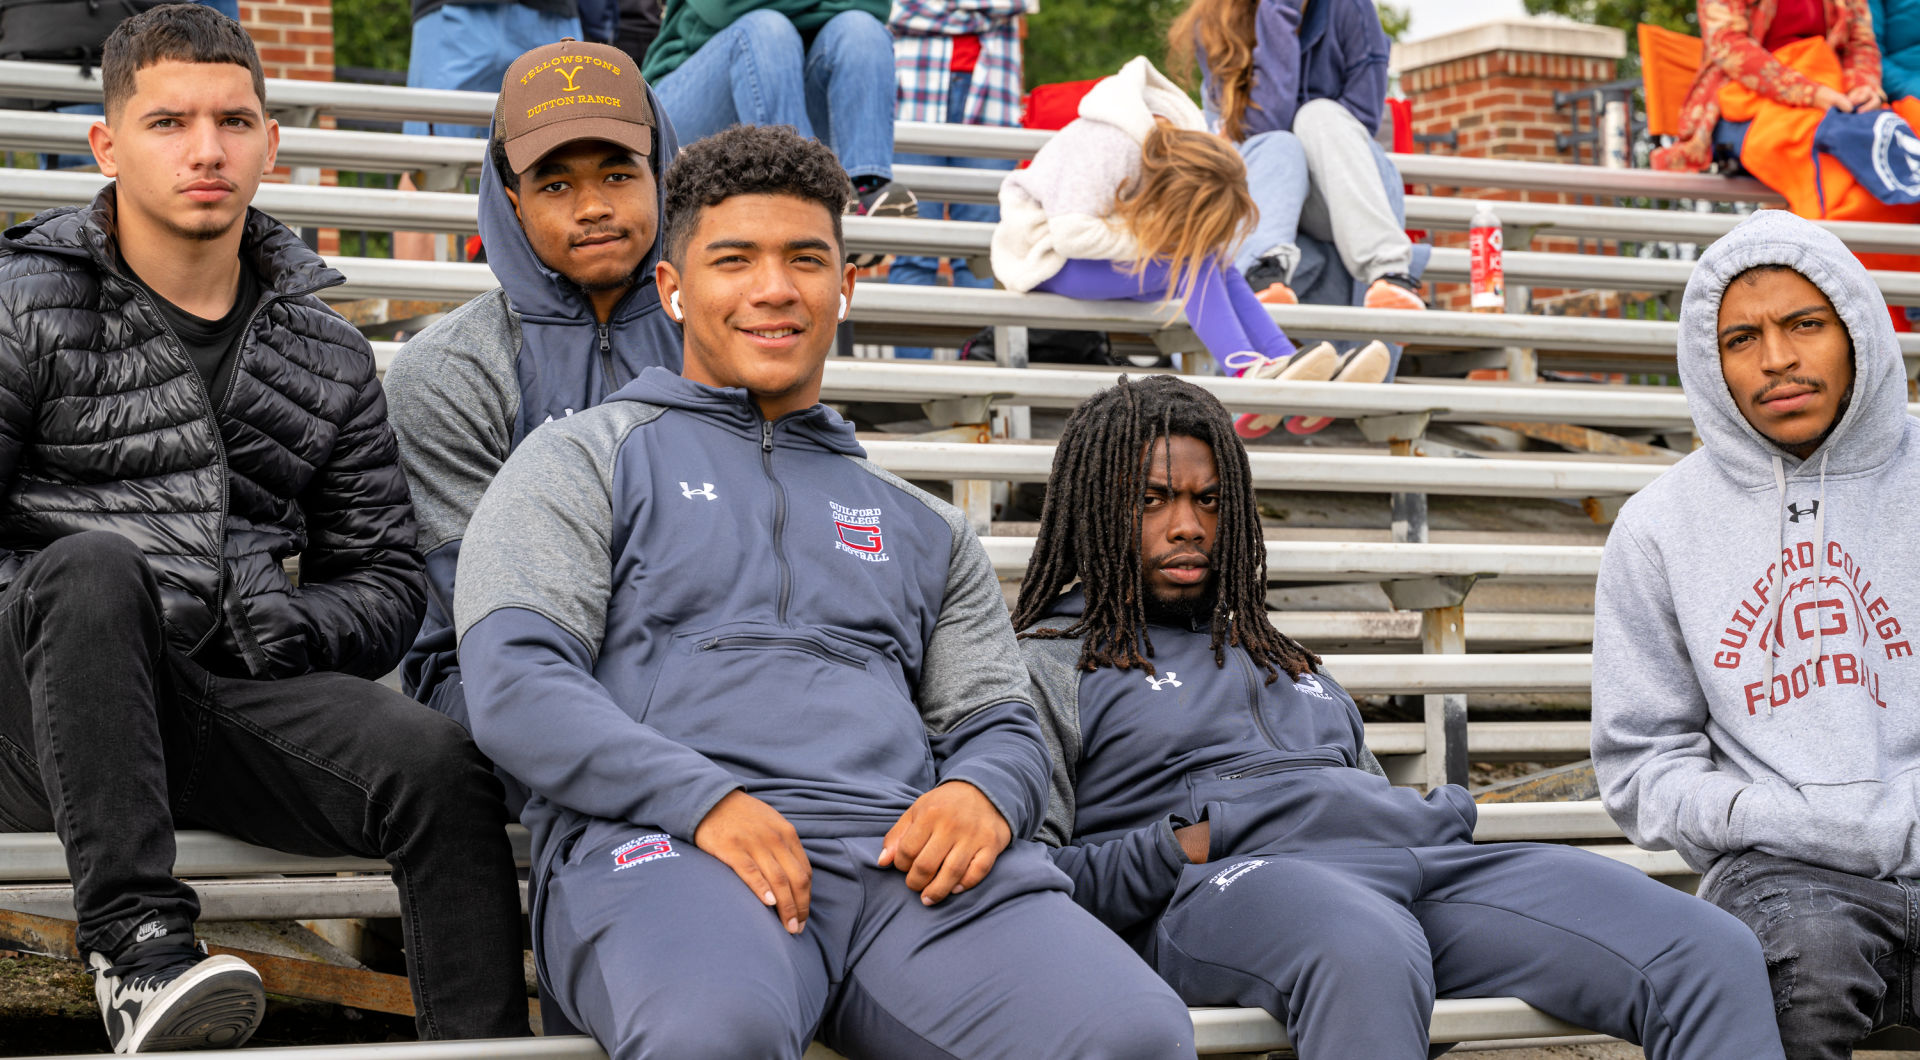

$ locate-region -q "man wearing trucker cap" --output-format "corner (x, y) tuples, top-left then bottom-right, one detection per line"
(387, 40), (682, 777)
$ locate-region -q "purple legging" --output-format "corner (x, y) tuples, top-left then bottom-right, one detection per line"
(1034, 257), (1296, 374)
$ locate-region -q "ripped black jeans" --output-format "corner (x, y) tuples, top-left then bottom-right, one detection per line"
(1703, 850), (1920, 1060)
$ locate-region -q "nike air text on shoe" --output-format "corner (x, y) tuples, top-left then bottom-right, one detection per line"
(1231, 342), (1340, 439)
(1285, 340), (1394, 436)
(89, 924), (264, 1053)
(846, 179), (919, 268)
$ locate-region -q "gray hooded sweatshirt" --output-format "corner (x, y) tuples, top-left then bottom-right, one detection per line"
(1592, 209), (1920, 885)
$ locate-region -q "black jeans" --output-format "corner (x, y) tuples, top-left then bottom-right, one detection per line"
(1704, 849), (1920, 1060)
(0, 532), (529, 1040)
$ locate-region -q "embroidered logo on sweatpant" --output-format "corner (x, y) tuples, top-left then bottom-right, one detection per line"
(612, 834), (679, 871)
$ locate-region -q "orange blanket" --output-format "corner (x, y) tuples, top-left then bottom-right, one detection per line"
(1719, 35), (1920, 272)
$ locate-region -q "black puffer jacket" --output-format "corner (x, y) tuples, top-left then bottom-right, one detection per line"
(0, 187), (425, 680)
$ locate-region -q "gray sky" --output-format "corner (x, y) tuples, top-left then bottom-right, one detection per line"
(1400, 0), (1531, 42)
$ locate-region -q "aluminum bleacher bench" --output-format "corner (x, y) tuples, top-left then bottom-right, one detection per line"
(7, 802), (1677, 1057)
(0, 59), (1783, 204)
(6, 120), (1919, 278)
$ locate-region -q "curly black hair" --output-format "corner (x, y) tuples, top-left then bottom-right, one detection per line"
(1013, 375), (1319, 683)
(662, 124), (854, 266)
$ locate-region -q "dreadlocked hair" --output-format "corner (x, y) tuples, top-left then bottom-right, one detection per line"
(1012, 374), (1319, 683)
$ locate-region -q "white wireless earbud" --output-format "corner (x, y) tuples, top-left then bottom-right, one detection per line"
(669, 291), (682, 320)
(838, 293), (848, 321)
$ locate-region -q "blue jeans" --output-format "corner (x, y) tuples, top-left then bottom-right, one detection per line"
(1703, 850), (1920, 1059)
(652, 9), (894, 181)
(888, 72), (1015, 359)
(404, 3), (583, 138)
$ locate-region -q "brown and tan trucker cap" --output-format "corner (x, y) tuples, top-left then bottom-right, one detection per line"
(497, 39), (653, 174)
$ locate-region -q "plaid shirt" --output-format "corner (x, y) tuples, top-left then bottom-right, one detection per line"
(891, 0), (1025, 128)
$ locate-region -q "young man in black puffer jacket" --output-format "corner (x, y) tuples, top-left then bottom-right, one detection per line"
(0, 6), (528, 1053)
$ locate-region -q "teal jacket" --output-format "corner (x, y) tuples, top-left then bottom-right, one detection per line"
(1870, 0), (1920, 101)
(642, 0), (889, 81)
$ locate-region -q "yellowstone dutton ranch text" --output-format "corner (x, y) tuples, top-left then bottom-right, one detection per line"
(520, 53), (626, 117)
(1710, 539), (1915, 713)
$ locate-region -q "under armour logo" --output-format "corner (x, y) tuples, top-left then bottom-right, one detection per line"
(1787, 501), (1820, 523)
(1144, 672), (1181, 691)
(556, 65), (585, 91)
(680, 482), (717, 501)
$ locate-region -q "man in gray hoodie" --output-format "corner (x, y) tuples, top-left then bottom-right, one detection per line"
(1593, 209), (1920, 1059)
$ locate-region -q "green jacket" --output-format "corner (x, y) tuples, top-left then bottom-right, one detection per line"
(642, 0), (891, 82)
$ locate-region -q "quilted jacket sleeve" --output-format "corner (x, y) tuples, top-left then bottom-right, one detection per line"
(285, 365), (427, 679)
(0, 288), (31, 586)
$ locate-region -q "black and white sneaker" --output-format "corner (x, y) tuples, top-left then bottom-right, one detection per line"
(846, 178), (919, 268)
(88, 933), (264, 1053)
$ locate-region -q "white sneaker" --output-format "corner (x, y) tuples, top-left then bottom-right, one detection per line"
(1285, 341), (1393, 435)
(89, 931), (263, 1053)
(1232, 342), (1339, 439)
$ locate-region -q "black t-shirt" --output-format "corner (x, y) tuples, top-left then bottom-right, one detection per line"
(121, 256), (261, 411)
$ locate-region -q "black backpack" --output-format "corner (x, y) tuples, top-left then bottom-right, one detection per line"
(0, 0), (166, 68)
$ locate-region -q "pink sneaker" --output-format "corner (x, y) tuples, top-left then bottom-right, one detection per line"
(1231, 343), (1339, 439)
(1284, 341), (1393, 435)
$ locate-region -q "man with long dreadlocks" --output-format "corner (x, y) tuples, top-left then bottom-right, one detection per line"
(1014, 374), (1785, 1060)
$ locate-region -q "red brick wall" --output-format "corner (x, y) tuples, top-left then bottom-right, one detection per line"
(239, 0), (337, 254)
(1402, 50), (1617, 312)
(240, 0), (333, 81)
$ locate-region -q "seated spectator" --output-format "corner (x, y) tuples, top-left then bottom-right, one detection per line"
(1167, 0), (1426, 315)
(1015, 374), (1787, 1060)
(385, 40), (680, 787)
(1655, 0), (1920, 231)
(451, 123), (1197, 1060)
(991, 56), (1389, 439)
(1593, 210), (1920, 1057)
(885, 0), (1025, 359)
(644, 0), (917, 265)
(0, 6), (528, 1051)
(1869, 0), (1920, 100)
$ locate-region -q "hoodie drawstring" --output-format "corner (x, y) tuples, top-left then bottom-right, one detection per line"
(1764, 451), (1834, 715)
(1765, 456), (1789, 711)
(1811, 449), (1830, 675)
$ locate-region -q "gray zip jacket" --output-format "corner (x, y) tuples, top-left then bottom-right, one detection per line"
(1592, 209), (1920, 884)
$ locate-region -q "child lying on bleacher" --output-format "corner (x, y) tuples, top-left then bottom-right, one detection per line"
(989, 56), (1389, 440)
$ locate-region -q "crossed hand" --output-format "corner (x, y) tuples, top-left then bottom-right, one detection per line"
(692, 781), (1013, 934)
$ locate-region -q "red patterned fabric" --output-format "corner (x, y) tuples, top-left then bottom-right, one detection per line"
(1761, 0), (1825, 51)
(1653, 0), (1883, 172)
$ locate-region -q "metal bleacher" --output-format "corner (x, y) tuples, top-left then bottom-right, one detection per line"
(3, 57), (1911, 1058)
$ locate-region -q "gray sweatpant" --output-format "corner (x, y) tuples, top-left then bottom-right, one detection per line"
(1236, 98), (1415, 286)
(1150, 841), (1786, 1060)
(538, 820), (1197, 1059)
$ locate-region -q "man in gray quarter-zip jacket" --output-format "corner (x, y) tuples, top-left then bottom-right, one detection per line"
(1593, 210), (1920, 1058)
(454, 123), (1195, 1060)
(0, 6), (528, 1053)
(1013, 375), (1783, 1060)
(386, 41), (682, 769)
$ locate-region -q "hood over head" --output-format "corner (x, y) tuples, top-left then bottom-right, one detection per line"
(477, 84), (683, 443)
(478, 81), (679, 325)
(1077, 56), (1209, 143)
(1678, 209), (1915, 696)
(1679, 209), (1907, 485)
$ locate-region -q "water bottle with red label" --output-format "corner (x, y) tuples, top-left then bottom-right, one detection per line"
(1469, 201), (1504, 313)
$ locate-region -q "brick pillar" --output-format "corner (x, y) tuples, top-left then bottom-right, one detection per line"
(1394, 20), (1625, 312)
(240, 0), (338, 255)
